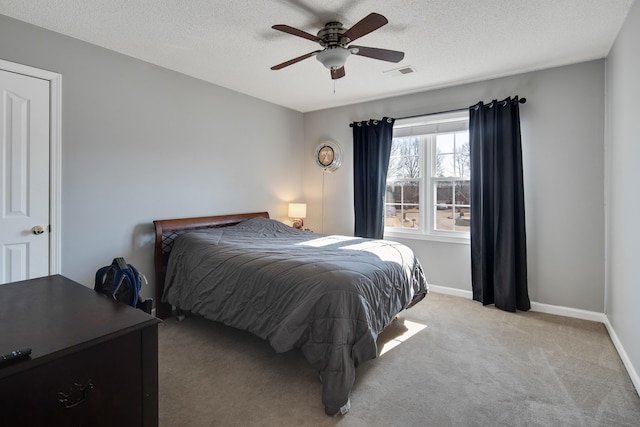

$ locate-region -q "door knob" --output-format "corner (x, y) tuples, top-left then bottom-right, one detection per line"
(32, 225), (45, 235)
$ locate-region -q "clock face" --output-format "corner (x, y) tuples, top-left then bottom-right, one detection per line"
(314, 141), (342, 172)
(318, 146), (335, 166)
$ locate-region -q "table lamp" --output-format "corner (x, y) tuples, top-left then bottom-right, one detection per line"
(288, 203), (307, 229)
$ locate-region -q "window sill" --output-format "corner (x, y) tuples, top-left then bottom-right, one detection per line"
(384, 229), (471, 245)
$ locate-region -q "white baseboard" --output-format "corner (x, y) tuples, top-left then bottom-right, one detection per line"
(603, 316), (640, 396)
(428, 284), (606, 322)
(428, 284), (473, 299)
(428, 284), (640, 397)
(529, 301), (607, 323)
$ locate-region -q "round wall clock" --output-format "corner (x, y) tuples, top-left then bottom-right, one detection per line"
(314, 141), (342, 172)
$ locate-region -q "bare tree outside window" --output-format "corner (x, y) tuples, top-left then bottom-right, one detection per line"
(388, 137), (420, 179)
(434, 132), (470, 232)
(436, 147), (445, 177)
(454, 135), (470, 178)
(386, 137), (421, 229)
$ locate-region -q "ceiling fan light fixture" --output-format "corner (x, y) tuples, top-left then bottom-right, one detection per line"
(316, 47), (350, 70)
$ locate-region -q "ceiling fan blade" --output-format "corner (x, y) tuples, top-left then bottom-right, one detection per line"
(272, 24), (321, 43)
(331, 67), (346, 80)
(342, 13), (388, 43)
(349, 45), (404, 63)
(271, 51), (320, 70)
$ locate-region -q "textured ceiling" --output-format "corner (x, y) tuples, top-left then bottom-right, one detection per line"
(0, 0), (635, 112)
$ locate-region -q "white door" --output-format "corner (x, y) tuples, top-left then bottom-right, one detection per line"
(0, 70), (50, 284)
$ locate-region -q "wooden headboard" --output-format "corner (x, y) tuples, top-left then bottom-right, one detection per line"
(152, 211), (270, 319)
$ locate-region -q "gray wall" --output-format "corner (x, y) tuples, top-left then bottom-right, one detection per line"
(303, 61), (606, 313)
(605, 0), (640, 390)
(0, 15), (305, 299)
(2, 6), (636, 392)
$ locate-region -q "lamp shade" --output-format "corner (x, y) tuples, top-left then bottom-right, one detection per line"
(288, 203), (307, 219)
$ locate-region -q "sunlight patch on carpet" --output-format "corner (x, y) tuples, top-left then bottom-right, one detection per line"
(378, 320), (427, 356)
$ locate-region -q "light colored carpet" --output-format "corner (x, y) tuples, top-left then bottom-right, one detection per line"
(158, 292), (640, 426)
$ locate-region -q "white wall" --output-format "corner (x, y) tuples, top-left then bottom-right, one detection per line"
(605, 0), (640, 391)
(303, 61), (606, 313)
(0, 15), (305, 299)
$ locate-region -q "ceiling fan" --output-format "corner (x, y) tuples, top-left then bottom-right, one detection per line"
(270, 12), (404, 80)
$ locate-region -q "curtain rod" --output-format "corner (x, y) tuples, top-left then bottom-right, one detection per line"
(394, 96), (526, 122)
(348, 97), (526, 127)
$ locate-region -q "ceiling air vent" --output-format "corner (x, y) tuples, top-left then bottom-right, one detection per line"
(384, 66), (416, 76)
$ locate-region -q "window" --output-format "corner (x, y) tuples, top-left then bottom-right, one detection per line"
(384, 111), (470, 242)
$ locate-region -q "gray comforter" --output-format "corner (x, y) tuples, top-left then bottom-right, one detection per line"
(163, 217), (428, 415)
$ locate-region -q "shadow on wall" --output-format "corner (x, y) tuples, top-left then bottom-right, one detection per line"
(130, 222), (156, 300)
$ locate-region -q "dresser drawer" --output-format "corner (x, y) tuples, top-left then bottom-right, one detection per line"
(0, 331), (142, 426)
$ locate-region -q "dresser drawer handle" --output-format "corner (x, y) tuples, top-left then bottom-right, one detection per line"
(58, 380), (94, 408)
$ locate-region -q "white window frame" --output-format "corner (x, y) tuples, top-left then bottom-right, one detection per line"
(384, 111), (470, 244)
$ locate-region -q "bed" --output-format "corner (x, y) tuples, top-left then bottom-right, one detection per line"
(153, 212), (428, 415)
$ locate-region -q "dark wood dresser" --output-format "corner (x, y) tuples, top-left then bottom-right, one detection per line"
(0, 275), (160, 426)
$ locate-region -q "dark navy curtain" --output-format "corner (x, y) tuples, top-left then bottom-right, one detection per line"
(352, 117), (395, 239)
(469, 97), (530, 312)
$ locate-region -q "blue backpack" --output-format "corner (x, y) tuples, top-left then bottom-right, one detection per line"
(95, 257), (143, 308)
